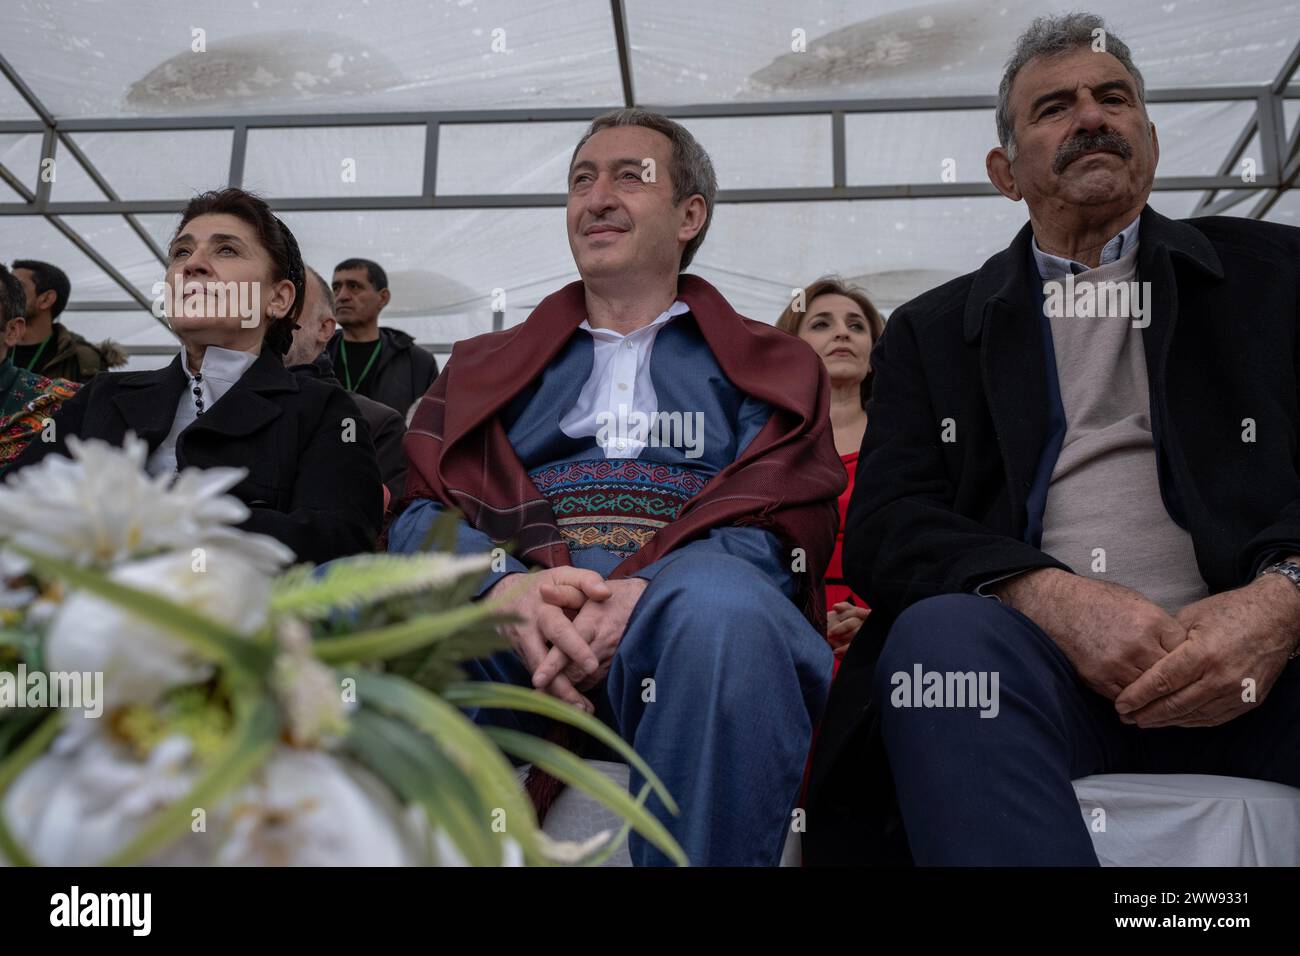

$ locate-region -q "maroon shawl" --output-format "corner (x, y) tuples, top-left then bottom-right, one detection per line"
(401, 274), (845, 629)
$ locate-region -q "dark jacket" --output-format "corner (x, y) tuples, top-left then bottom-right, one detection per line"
(805, 206), (1300, 865)
(325, 326), (438, 418)
(290, 353), (407, 504)
(9, 348), (382, 564)
(39, 322), (127, 384)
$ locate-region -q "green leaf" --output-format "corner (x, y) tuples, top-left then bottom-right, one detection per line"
(10, 545), (269, 678)
(270, 553), (492, 622)
(0, 707), (49, 762)
(0, 629), (31, 649)
(0, 629), (44, 674)
(391, 623), (510, 694)
(441, 681), (678, 815)
(418, 506), (465, 555)
(348, 671), (547, 864)
(484, 726), (688, 867)
(313, 602), (501, 664)
(565, 780), (651, 867)
(347, 709), (503, 867)
(0, 710), (63, 865)
(99, 694), (280, 866)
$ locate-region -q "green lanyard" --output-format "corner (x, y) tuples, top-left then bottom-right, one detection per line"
(341, 339), (382, 392)
(22, 333), (52, 373)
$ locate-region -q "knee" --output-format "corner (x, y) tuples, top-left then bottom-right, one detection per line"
(642, 552), (780, 626)
(386, 499), (434, 554)
(626, 552), (819, 666)
(872, 594), (1016, 699)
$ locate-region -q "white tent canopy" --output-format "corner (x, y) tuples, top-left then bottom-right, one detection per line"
(2, 0), (1300, 369)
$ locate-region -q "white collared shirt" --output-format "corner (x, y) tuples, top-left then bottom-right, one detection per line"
(558, 300), (690, 458)
(146, 345), (260, 477)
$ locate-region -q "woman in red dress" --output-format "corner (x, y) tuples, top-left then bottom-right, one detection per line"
(777, 277), (884, 670)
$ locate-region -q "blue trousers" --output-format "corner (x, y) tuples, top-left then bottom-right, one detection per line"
(463, 550), (834, 866)
(874, 594), (1300, 865)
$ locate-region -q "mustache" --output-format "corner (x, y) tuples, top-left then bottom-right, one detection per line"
(584, 218), (631, 232)
(1052, 130), (1133, 174)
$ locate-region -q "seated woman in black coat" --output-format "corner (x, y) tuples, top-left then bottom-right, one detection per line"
(10, 188), (382, 563)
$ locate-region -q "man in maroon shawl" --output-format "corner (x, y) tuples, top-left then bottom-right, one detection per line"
(390, 108), (845, 866)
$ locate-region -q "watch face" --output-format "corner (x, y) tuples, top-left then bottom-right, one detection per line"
(1266, 563), (1300, 588)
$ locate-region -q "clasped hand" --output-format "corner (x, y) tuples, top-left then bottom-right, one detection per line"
(1000, 569), (1300, 728)
(483, 568), (648, 713)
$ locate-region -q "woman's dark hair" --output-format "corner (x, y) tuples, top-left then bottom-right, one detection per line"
(173, 188), (305, 356)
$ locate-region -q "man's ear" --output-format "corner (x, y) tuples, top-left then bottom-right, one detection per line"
(4, 315), (26, 349)
(986, 146), (1022, 201)
(320, 315), (336, 345)
(377, 288), (391, 312)
(35, 289), (57, 315)
(678, 194), (708, 245)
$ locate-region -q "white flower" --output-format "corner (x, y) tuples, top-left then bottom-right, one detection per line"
(0, 434), (292, 572)
(2, 730), (209, 866)
(45, 546), (275, 716)
(215, 748), (424, 866)
(272, 619), (349, 748)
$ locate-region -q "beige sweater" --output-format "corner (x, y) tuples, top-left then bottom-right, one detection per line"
(1038, 245), (1208, 614)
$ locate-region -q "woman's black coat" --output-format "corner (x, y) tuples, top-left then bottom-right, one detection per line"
(10, 348), (383, 564)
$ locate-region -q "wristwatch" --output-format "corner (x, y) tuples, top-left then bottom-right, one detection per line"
(1256, 561), (1300, 659)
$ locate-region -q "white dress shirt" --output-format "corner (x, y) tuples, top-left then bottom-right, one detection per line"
(146, 345), (260, 477)
(558, 300), (690, 458)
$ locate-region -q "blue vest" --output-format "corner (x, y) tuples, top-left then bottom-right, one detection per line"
(500, 315), (773, 572)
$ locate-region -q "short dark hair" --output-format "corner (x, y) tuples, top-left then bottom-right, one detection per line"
(172, 188), (306, 356)
(11, 259), (70, 319)
(334, 258), (387, 292)
(0, 263), (27, 329)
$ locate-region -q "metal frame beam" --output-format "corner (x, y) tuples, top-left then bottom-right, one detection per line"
(1243, 38), (1300, 219)
(0, 51), (164, 323)
(0, 86), (1279, 137)
(610, 0), (635, 108)
(0, 174), (1277, 217)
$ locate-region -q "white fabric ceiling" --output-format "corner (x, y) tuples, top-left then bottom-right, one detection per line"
(2, 0), (1299, 370)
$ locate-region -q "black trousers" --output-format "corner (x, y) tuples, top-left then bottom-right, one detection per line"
(873, 594), (1300, 864)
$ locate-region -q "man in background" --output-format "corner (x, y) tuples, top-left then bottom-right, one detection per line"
(325, 257), (438, 417)
(11, 259), (125, 383)
(0, 263), (78, 470)
(287, 267), (407, 506)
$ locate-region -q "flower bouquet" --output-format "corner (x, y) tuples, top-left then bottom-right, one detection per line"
(0, 436), (684, 866)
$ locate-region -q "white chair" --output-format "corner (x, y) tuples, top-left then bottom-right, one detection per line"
(1074, 773), (1300, 866)
(539, 760), (802, 866)
(541, 763), (1300, 866)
